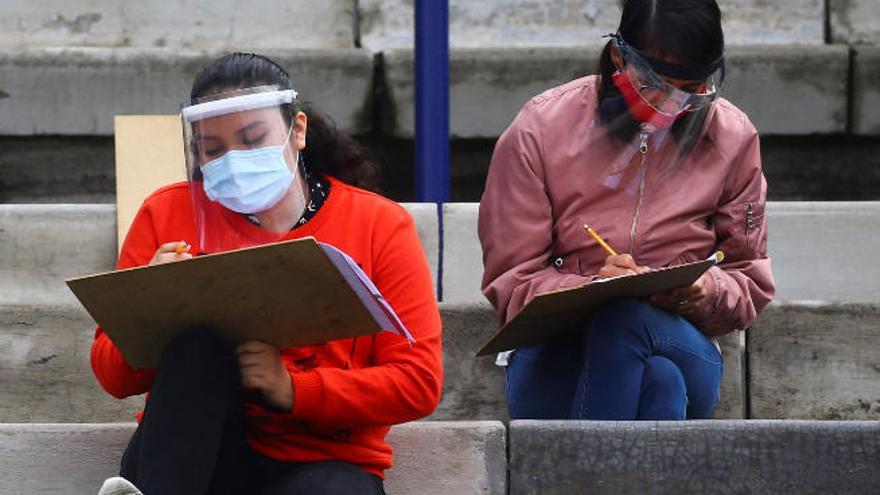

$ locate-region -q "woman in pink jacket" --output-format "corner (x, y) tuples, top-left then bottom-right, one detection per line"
(479, 0), (775, 420)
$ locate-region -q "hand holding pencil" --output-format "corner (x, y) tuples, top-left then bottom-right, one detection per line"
(149, 241), (192, 266)
(584, 225), (649, 279)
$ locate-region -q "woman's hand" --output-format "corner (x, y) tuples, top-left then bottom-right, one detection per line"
(650, 272), (711, 314)
(149, 241), (192, 265)
(236, 340), (294, 412)
(596, 254), (650, 279)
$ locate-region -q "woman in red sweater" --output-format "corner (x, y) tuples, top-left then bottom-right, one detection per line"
(94, 53), (443, 495)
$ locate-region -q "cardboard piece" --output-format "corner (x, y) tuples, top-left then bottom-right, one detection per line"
(476, 258), (716, 356)
(67, 237), (393, 369)
(114, 115), (187, 253)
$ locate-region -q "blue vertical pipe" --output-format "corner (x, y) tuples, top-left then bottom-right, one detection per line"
(414, 0), (450, 203)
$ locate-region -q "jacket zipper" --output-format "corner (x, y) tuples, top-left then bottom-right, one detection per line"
(746, 202), (755, 250)
(629, 129), (650, 255)
(746, 202), (755, 232)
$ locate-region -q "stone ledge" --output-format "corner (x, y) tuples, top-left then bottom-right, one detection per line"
(0, 421), (507, 495)
(749, 301), (880, 420)
(0, 1), (355, 50)
(0, 301), (743, 422)
(442, 202), (880, 304)
(383, 45), (849, 138)
(830, 0), (880, 45)
(508, 420), (880, 495)
(0, 204), (117, 307)
(0, 202), (436, 306)
(361, 0), (825, 50)
(853, 46), (880, 136)
(0, 48), (374, 136)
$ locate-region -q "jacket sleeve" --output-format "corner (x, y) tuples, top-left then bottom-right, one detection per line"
(479, 101), (595, 324)
(286, 212), (443, 428)
(686, 126), (776, 336)
(90, 202), (160, 399)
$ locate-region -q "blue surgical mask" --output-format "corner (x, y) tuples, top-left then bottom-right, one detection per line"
(201, 145), (296, 214)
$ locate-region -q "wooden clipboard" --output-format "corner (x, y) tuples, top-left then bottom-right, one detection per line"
(476, 256), (719, 356)
(67, 237), (390, 369)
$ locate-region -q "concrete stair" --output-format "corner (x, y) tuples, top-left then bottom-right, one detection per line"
(2, 2), (878, 493)
(2, 202), (879, 424)
(2, 420), (877, 494)
(0, 421), (507, 495)
(508, 420), (880, 494)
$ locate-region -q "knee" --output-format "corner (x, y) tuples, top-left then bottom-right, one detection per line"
(643, 356), (685, 395)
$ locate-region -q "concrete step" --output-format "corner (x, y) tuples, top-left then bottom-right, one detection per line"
(5, 202), (878, 308)
(830, 0), (880, 45)
(0, 301), (742, 422)
(748, 301), (880, 419)
(384, 45), (852, 139)
(853, 46), (880, 135)
(0, 204), (117, 307)
(361, 0), (827, 49)
(441, 202), (880, 304)
(0, 1), (355, 50)
(0, 203), (437, 306)
(3, 44), (875, 139)
(0, 421), (507, 495)
(4, 420), (876, 494)
(1, 302), (876, 424)
(0, 48), (374, 136)
(3, 136), (880, 204)
(508, 420), (880, 495)
(6, 1), (854, 52)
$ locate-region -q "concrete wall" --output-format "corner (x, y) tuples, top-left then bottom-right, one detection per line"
(361, 0), (826, 49)
(830, 0), (880, 45)
(853, 46), (880, 136)
(0, 204), (117, 307)
(767, 202), (880, 303)
(0, 305), (142, 422)
(0, 0), (355, 49)
(0, 48), (374, 136)
(749, 302), (880, 420)
(441, 202), (880, 305)
(0, 422), (508, 495)
(508, 420), (880, 494)
(383, 45), (849, 139)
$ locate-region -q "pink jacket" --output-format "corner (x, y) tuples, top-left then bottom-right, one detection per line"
(479, 76), (775, 337)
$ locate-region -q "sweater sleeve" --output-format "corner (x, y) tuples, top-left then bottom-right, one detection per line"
(479, 101), (594, 324)
(685, 126), (776, 336)
(90, 201), (160, 399)
(287, 212), (443, 428)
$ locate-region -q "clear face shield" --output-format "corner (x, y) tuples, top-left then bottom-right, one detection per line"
(181, 85), (305, 253)
(586, 35), (727, 199)
(608, 33), (725, 131)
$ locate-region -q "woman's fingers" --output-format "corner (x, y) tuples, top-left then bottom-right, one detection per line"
(149, 241), (192, 265)
(597, 253), (651, 279)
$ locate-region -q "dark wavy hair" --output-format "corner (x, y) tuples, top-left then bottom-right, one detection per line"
(598, 0), (725, 150)
(190, 52), (380, 192)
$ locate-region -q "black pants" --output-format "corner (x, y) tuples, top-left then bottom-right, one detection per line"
(120, 330), (386, 495)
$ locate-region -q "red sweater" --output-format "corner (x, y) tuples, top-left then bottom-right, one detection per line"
(91, 176), (443, 477)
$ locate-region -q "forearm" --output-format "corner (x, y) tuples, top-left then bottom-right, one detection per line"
(90, 329), (156, 399)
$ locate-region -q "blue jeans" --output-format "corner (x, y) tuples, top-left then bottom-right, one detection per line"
(506, 298), (723, 420)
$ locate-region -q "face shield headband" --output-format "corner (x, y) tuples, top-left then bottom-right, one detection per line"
(607, 33), (726, 129)
(181, 86), (305, 253)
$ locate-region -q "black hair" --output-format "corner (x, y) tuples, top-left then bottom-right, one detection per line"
(597, 0), (724, 150)
(190, 52), (380, 192)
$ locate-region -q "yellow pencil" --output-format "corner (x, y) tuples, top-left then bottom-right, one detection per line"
(583, 224), (619, 256)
